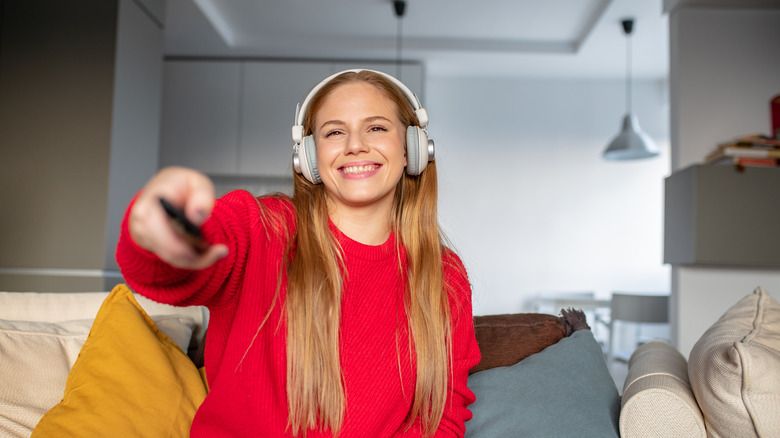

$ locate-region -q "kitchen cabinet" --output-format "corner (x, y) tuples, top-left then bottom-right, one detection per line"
(239, 61), (332, 176)
(159, 59), (424, 177)
(159, 60), (241, 174)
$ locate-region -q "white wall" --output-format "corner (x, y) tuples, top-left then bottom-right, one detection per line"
(669, 7), (780, 356)
(427, 76), (671, 316)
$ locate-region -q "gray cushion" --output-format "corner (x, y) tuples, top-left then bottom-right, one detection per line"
(466, 330), (620, 437)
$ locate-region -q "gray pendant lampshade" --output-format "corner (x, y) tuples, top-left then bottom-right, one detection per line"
(603, 113), (659, 160)
(603, 18), (659, 161)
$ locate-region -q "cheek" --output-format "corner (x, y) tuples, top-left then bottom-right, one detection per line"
(315, 143), (337, 166)
(396, 143), (408, 173)
(397, 132), (408, 166)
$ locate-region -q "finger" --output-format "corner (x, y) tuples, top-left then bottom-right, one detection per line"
(128, 192), (171, 252)
(146, 212), (201, 263)
(144, 167), (208, 209)
(183, 173), (216, 226)
(163, 243), (228, 270)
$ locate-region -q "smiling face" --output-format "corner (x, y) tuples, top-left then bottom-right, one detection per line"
(313, 81), (408, 217)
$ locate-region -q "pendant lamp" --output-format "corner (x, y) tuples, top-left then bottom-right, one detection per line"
(602, 19), (659, 160)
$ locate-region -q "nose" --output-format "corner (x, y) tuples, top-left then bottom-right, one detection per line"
(344, 133), (369, 155)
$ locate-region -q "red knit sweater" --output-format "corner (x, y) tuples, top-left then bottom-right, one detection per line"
(116, 190), (481, 437)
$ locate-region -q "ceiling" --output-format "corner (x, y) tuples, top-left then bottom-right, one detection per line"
(162, 0), (671, 79)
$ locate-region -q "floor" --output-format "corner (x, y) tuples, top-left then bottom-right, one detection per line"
(593, 326), (630, 395)
(607, 359), (629, 395)
(597, 324), (669, 396)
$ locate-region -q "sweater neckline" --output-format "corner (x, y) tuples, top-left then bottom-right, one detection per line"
(328, 220), (396, 262)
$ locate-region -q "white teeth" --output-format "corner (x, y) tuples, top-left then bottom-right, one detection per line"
(342, 165), (376, 174)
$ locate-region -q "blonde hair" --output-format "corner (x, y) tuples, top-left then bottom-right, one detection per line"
(282, 71), (452, 436)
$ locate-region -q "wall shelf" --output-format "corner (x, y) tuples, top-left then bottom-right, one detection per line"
(664, 164), (780, 267)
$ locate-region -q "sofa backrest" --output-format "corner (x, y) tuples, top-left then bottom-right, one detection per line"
(0, 290), (209, 348)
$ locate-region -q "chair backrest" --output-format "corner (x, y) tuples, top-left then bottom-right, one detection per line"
(610, 293), (669, 324)
(532, 291), (598, 313)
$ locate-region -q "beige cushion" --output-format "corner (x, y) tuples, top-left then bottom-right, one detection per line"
(0, 292), (198, 438)
(620, 340), (706, 438)
(688, 286), (780, 438)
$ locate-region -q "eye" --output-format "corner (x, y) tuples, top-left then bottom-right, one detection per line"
(324, 129), (344, 138)
(368, 125), (388, 133)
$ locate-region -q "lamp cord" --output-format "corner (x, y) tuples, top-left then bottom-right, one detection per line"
(626, 32), (632, 114)
(397, 16), (403, 79)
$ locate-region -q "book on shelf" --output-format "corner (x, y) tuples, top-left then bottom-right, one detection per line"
(707, 155), (779, 168)
(705, 133), (780, 166)
(772, 94), (780, 140)
(706, 146), (780, 164)
(718, 134), (780, 149)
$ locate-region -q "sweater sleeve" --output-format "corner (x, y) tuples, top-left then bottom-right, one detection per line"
(116, 190), (286, 308)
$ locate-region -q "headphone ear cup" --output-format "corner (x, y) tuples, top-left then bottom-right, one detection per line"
(405, 126), (429, 176)
(298, 135), (321, 184)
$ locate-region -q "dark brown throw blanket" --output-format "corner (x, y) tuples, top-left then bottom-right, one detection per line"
(470, 308), (591, 374)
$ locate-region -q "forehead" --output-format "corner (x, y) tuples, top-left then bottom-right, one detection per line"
(315, 82), (400, 120)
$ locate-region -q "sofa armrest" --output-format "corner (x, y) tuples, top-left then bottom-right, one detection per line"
(619, 340), (706, 438)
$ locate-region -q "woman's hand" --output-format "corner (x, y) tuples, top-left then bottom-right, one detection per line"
(128, 166), (228, 269)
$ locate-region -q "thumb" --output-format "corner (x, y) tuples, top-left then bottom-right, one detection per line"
(189, 244), (230, 270)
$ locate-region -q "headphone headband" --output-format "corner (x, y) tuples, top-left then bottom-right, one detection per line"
(292, 69), (428, 144)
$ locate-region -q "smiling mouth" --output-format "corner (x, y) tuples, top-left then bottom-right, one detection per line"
(340, 164), (380, 174)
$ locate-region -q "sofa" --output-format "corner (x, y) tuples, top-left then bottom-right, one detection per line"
(1, 284), (778, 437)
(466, 286), (780, 438)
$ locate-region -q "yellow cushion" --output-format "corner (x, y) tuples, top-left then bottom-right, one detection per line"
(31, 284), (208, 438)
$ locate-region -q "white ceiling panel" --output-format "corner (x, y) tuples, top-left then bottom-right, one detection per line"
(163, 0), (671, 79)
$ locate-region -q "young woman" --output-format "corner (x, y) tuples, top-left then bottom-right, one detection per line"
(117, 69), (481, 437)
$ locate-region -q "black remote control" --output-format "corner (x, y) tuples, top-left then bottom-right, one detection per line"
(159, 198), (210, 253)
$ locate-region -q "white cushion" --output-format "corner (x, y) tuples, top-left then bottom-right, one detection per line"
(0, 318), (91, 437)
(620, 340), (705, 438)
(688, 286), (780, 438)
(0, 290), (202, 438)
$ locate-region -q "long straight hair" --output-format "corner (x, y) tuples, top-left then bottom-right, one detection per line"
(284, 70), (452, 436)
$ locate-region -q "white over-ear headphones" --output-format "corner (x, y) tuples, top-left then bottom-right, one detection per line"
(291, 69), (435, 185)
